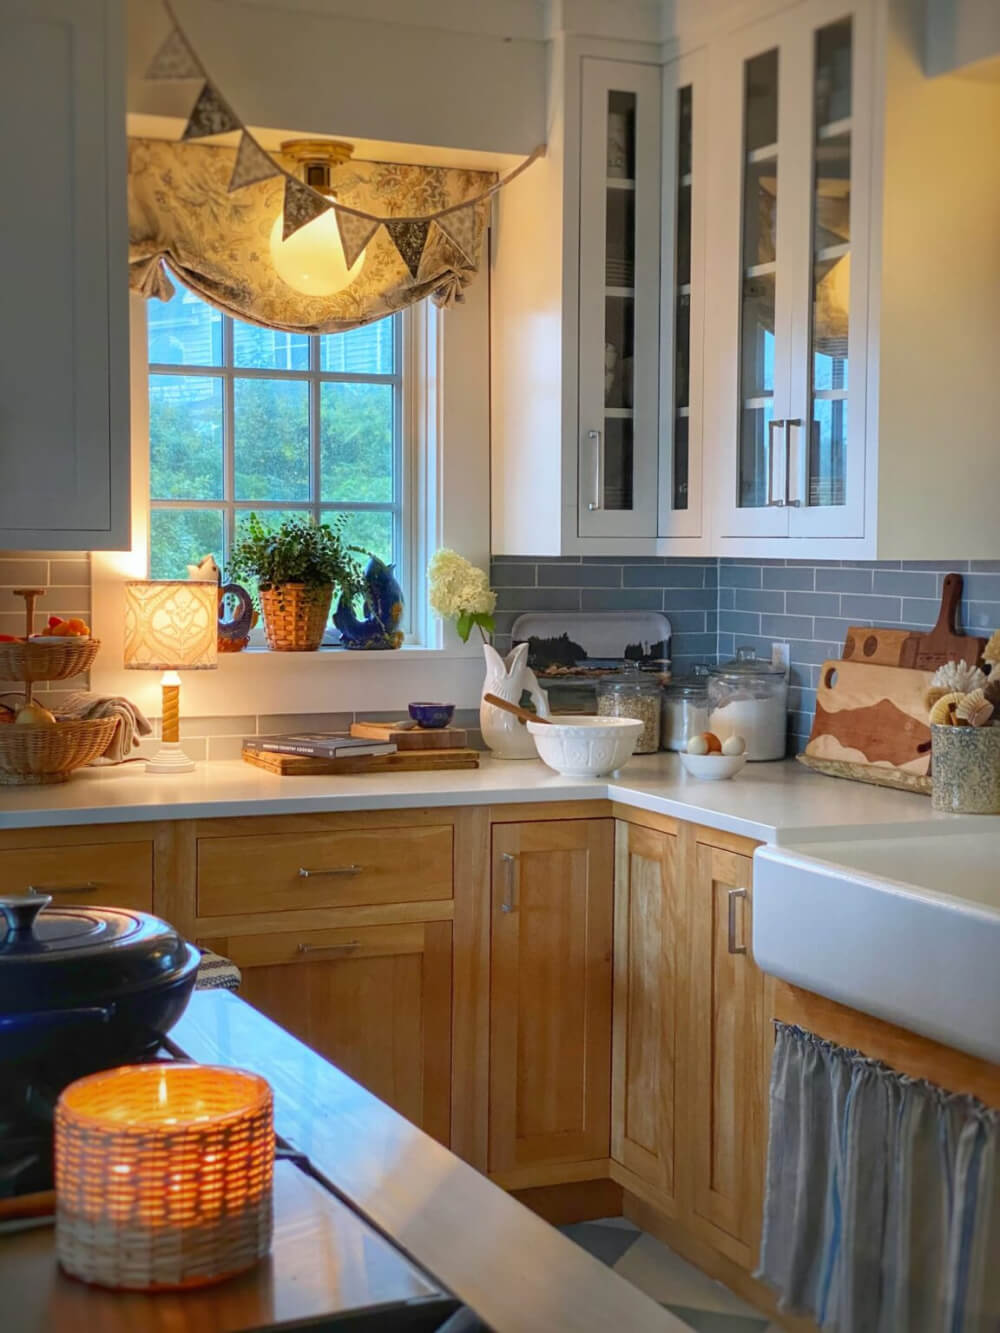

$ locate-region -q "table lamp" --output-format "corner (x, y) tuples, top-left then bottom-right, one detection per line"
(124, 581), (217, 774)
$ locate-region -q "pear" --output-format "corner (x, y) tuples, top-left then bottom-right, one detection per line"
(15, 701), (56, 726)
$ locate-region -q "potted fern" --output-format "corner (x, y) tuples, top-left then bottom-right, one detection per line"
(230, 514), (363, 652)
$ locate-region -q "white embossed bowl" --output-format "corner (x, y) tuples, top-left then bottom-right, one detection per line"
(526, 715), (642, 778)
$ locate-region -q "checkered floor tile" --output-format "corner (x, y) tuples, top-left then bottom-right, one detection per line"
(560, 1219), (780, 1333)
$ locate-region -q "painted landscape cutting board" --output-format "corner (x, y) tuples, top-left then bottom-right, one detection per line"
(804, 660), (935, 776)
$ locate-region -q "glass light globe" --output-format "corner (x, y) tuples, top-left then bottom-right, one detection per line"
(269, 207), (365, 297)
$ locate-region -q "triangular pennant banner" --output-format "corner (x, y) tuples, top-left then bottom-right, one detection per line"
(282, 177), (332, 240)
(228, 133), (281, 192)
(182, 82), (241, 141)
(434, 205), (480, 267)
(384, 219), (432, 281)
(146, 26), (203, 80)
(335, 210), (379, 270)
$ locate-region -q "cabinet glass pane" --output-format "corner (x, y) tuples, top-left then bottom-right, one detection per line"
(737, 51), (779, 509)
(602, 90), (638, 510)
(808, 20), (852, 508)
(672, 85), (693, 510)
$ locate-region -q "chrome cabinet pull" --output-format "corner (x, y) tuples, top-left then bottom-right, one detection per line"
(29, 881), (98, 895)
(727, 887), (748, 955)
(500, 852), (518, 913)
(586, 429), (603, 511)
(766, 419), (786, 507)
(298, 864), (362, 878)
(297, 939), (362, 956)
(784, 418), (803, 507)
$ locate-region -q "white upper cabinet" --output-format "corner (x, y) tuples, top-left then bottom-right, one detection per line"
(706, 0), (873, 546)
(577, 59), (662, 540)
(0, 0), (130, 551)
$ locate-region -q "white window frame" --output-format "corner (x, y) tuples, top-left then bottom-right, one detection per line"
(147, 298), (414, 641)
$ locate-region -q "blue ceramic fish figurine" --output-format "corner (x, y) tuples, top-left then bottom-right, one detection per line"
(334, 557), (405, 650)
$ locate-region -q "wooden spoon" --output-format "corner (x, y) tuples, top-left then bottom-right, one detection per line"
(482, 693), (553, 726)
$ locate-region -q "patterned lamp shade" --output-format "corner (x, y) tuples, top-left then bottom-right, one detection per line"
(55, 1065), (274, 1290)
(124, 580), (218, 671)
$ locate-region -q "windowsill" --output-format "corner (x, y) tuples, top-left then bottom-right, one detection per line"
(232, 642), (484, 661)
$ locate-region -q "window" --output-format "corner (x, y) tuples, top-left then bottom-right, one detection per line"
(147, 280), (406, 627)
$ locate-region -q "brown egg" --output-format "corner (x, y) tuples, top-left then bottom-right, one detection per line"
(701, 731), (722, 753)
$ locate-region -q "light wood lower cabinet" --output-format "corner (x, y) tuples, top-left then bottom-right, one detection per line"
(488, 819), (614, 1177)
(687, 837), (765, 1267)
(611, 819), (681, 1206)
(200, 921), (453, 1147)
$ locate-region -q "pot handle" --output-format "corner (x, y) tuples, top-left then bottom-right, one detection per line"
(0, 894), (52, 938)
(0, 1003), (116, 1032)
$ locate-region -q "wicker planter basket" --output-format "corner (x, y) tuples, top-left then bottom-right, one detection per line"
(0, 716), (119, 785)
(259, 583), (333, 652)
(0, 636), (100, 684)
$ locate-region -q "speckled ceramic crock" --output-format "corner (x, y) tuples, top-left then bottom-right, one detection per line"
(930, 722), (1000, 813)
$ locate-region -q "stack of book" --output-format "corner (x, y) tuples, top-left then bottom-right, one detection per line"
(242, 730), (479, 776)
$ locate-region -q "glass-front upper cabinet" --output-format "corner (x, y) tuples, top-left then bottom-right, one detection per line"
(708, 0), (872, 542)
(659, 52), (706, 538)
(578, 59), (661, 539)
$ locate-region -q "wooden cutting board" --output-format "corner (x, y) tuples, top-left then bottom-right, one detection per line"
(243, 747), (479, 777)
(842, 626), (920, 666)
(899, 573), (987, 670)
(350, 720), (468, 750)
(804, 660), (935, 776)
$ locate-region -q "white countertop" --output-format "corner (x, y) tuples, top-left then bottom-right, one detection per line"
(0, 752), (972, 844)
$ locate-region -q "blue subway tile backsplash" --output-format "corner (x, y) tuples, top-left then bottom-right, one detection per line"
(491, 556), (1000, 755)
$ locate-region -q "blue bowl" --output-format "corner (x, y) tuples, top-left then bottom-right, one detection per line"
(408, 701), (455, 729)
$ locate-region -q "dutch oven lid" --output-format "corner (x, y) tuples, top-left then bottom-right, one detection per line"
(0, 895), (196, 1014)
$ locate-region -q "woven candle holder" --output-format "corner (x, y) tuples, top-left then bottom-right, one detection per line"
(55, 1064), (274, 1291)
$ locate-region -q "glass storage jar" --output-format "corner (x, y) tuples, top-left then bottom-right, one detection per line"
(597, 668), (661, 753)
(707, 647), (788, 761)
(660, 671), (710, 752)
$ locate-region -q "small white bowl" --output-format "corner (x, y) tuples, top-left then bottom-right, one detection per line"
(527, 715), (643, 778)
(679, 750), (748, 781)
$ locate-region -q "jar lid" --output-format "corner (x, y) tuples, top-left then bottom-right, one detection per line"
(598, 666), (660, 696)
(663, 674), (709, 698)
(710, 646), (786, 678)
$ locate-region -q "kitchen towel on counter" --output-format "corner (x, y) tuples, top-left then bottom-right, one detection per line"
(758, 1022), (1000, 1333)
(55, 691), (152, 763)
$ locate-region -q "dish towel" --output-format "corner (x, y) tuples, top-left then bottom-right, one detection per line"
(757, 1022), (1000, 1333)
(54, 691), (153, 762)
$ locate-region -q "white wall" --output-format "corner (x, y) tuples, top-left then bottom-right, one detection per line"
(127, 0), (547, 155)
(924, 0), (1000, 78)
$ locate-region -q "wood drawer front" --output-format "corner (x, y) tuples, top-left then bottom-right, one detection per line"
(196, 824), (454, 918)
(0, 841), (153, 912)
(208, 922), (429, 970)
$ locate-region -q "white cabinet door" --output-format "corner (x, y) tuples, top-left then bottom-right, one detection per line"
(707, 0), (872, 545)
(578, 59), (661, 540)
(0, 0), (129, 550)
(659, 50), (707, 539)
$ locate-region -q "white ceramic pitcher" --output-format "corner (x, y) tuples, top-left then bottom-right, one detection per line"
(480, 643), (550, 760)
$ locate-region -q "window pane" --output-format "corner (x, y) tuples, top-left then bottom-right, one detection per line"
(150, 374), (224, 500)
(319, 321), (395, 374)
(147, 284), (222, 366)
(233, 320), (310, 371)
(331, 509), (394, 569)
(320, 383), (394, 503)
(234, 378), (310, 502)
(150, 509), (224, 581)
(745, 49), (778, 152)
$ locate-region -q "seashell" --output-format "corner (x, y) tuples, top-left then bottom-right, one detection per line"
(984, 629), (1000, 668)
(929, 692), (966, 726)
(955, 688), (994, 728)
(931, 660), (987, 695)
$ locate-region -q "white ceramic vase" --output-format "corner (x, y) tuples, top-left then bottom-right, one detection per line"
(480, 643), (550, 760)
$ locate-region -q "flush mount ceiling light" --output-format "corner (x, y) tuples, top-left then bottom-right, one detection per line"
(268, 139), (366, 297)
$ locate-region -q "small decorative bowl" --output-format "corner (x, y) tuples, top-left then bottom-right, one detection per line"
(408, 702), (455, 729)
(679, 751), (748, 781)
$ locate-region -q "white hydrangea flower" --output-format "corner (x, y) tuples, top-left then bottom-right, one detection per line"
(428, 549), (496, 619)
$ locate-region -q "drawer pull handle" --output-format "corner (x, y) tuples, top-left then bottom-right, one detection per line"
(500, 852), (518, 914)
(727, 887), (748, 955)
(29, 882), (99, 896)
(297, 939), (362, 957)
(297, 864), (363, 878)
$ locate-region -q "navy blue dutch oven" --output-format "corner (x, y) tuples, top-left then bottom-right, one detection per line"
(0, 894), (199, 1079)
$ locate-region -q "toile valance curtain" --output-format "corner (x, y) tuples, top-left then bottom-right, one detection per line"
(128, 138), (496, 332)
(758, 1023), (1000, 1333)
